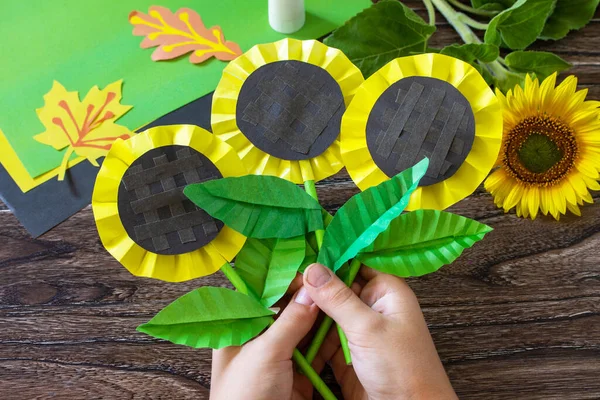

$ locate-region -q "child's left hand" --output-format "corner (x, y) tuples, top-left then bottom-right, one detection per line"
(210, 281), (323, 400)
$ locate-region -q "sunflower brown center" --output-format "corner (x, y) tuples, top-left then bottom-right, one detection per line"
(503, 115), (577, 186)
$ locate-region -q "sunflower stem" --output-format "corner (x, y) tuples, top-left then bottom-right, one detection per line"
(220, 262), (249, 295)
(423, 0), (436, 26)
(445, 0), (499, 17)
(431, 0), (510, 85)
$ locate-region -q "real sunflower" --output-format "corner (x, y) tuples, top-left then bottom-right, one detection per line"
(92, 124), (247, 282)
(211, 38), (364, 184)
(341, 53), (502, 210)
(485, 73), (600, 220)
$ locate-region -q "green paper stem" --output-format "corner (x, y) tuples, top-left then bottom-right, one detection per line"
(305, 316), (333, 364)
(305, 259), (362, 364)
(303, 180), (324, 250)
(293, 348), (338, 400)
(337, 258), (361, 364)
(337, 325), (352, 364)
(220, 262), (249, 295)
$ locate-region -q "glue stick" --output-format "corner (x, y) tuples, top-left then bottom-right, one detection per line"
(268, 0), (305, 34)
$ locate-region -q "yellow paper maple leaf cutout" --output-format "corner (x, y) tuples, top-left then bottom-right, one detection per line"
(34, 80), (133, 180)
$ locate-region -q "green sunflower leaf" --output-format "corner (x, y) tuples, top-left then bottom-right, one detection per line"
(318, 158), (429, 272)
(357, 210), (492, 277)
(541, 0), (600, 40)
(440, 43), (500, 64)
(323, 0), (436, 78)
(484, 0), (556, 50)
(505, 51), (571, 81)
(184, 175), (324, 239)
(137, 287), (274, 349)
(235, 236), (306, 307)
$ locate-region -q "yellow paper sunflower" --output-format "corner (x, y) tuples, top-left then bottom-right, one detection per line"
(485, 73), (600, 220)
(341, 53), (502, 210)
(92, 124), (247, 282)
(211, 38), (364, 184)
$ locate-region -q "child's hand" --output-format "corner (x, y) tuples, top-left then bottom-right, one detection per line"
(303, 263), (458, 400)
(210, 283), (321, 400)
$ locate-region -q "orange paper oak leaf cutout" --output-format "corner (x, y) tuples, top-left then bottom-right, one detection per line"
(129, 6), (242, 64)
(34, 80), (133, 180)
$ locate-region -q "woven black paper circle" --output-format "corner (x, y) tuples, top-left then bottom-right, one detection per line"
(117, 145), (224, 255)
(236, 60), (345, 161)
(366, 76), (475, 186)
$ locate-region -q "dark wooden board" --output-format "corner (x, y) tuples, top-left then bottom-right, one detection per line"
(1, 2), (599, 399)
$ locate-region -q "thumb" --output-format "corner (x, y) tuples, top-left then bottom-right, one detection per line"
(303, 263), (374, 332)
(258, 286), (319, 359)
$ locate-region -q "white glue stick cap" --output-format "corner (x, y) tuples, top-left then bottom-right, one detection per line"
(269, 0), (306, 34)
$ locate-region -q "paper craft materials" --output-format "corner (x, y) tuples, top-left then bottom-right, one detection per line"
(34, 80), (133, 181)
(130, 6), (242, 63)
(117, 146), (224, 255)
(269, 0), (306, 34)
(92, 125), (247, 282)
(341, 53), (502, 210)
(366, 76), (475, 186)
(237, 60), (345, 160)
(212, 38), (364, 184)
(1, 0), (370, 179)
(0, 91), (215, 238)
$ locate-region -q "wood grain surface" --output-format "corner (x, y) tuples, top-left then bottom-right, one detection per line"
(1, 2), (599, 399)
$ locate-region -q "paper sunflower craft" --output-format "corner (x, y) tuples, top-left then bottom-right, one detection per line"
(211, 38), (364, 184)
(92, 124), (247, 282)
(341, 53), (503, 210)
(485, 74), (600, 220)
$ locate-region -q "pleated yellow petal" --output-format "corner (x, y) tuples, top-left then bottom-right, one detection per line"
(212, 38), (364, 184)
(92, 125), (247, 282)
(341, 53), (502, 210)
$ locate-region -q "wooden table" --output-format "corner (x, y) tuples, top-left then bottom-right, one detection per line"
(1, 3), (599, 399)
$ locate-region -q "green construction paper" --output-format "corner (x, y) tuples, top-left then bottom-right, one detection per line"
(318, 158), (429, 272)
(358, 210), (493, 277)
(1, 0), (370, 178)
(184, 175), (324, 239)
(236, 236), (306, 307)
(137, 287), (274, 349)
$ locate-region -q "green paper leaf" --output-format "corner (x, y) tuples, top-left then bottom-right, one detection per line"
(318, 158), (429, 272)
(184, 175), (324, 239)
(137, 287), (274, 349)
(440, 43), (500, 63)
(541, 0), (599, 40)
(357, 210), (492, 277)
(299, 209), (333, 273)
(484, 0), (556, 50)
(236, 236), (306, 307)
(505, 51), (571, 80)
(323, 0), (436, 77)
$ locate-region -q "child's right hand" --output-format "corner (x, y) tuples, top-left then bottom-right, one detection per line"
(303, 263), (458, 400)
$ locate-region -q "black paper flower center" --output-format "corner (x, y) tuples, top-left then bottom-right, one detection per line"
(117, 145), (223, 255)
(366, 76), (475, 186)
(236, 60), (345, 161)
